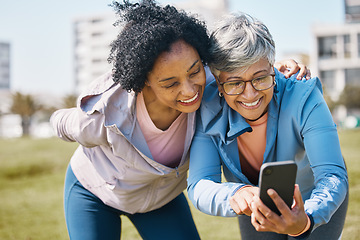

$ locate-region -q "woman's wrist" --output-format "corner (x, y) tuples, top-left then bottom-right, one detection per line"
(288, 214), (311, 237)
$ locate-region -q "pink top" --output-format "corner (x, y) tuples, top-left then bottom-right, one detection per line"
(136, 92), (187, 168)
(237, 113), (268, 183)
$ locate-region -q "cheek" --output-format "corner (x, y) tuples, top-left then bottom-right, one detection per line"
(157, 89), (178, 102)
(224, 96), (238, 109)
(263, 88), (274, 104)
(199, 73), (207, 84)
(193, 71), (206, 86)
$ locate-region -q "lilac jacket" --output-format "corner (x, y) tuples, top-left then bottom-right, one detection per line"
(51, 71), (205, 214)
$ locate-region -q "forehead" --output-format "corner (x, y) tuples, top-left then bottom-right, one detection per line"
(147, 40), (201, 81)
(154, 40), (198, 66)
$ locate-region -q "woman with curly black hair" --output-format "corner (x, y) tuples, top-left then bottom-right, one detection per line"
(51, 1), (308, 239)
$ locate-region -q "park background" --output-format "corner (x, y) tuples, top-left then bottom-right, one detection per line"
(1, 130), (359, 239)
(1, 0), (360, 239)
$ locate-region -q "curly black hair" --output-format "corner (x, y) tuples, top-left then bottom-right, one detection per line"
(108, 0), (211, 93)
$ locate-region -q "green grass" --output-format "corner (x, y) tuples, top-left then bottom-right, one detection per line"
(0, 128), (359, 239)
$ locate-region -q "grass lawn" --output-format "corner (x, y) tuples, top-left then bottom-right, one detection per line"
(0, 128), (359, 239)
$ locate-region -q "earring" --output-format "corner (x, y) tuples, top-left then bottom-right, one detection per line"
(218, 92), (223, 97)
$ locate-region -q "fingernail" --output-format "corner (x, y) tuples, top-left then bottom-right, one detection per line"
(268, 189), (275, 195)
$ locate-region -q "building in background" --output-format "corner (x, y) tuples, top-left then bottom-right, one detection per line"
(345, 0), (360, 23)
(73, 13), (118, 94)
(311, 0), (360, 124)
(73, 0), (229, 94)
(0, 42), (18, 137)
(172, 0), (228, 31)
(0, 42), (10, 90)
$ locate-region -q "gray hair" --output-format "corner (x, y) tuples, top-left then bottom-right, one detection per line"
(209, 13), (275, 77)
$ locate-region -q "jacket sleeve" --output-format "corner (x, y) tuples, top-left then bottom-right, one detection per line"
(299, 82), (348, 230)
(187, 123), (246, 217)
(50, 108), (108, 148)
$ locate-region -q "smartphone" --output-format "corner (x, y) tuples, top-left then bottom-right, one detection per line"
(258, 161), (297, 215)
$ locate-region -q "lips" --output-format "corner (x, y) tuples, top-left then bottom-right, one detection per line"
(179, 91), (199, 105)
(240, 97), (261, 108)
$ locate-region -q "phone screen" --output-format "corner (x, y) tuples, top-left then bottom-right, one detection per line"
(258, 161), (297, 215)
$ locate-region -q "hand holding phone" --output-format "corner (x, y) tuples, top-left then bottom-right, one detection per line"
(258, 161), (297, 215)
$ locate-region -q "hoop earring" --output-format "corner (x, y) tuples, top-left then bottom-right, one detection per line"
(219, 92), (223, 97)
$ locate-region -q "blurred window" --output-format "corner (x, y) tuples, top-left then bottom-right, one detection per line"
(345, 68), (360, 86)
(357, 33), (360, 57)
(320, 70), (336, 91)
(318, 36), (337, 59)
(344, 34), (351, 58)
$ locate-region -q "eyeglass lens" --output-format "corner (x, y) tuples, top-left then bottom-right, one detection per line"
(223, 75), (274, 95)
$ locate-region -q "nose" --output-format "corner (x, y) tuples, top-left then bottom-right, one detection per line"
(241, 81), (258, 99)
(181, 79), (197, 97)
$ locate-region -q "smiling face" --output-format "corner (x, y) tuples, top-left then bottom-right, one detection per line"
(144, 40), (206, 114)
(217, 58), (274, 121)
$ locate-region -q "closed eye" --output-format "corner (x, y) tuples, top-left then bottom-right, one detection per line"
(163, 82), (179, 88)
(226, 81), (244, 87)
(253, 76), (268, 83)
(189, 68), (200, 77)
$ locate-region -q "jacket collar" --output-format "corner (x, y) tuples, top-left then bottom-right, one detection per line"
(199, 80), (251, 144)
(78, 71), (137, 136)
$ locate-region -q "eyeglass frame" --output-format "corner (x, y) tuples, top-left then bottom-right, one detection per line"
(216, 71), (276, 96)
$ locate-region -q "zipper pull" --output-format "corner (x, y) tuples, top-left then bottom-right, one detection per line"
(175, 167), (179, 178)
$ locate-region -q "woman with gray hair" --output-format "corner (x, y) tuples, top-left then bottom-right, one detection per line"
(187, 13), (348, 239)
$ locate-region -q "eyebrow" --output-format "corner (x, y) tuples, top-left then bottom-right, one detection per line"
(159, 77), (176, 82)
(159, 60), (200, 82)
(187, 60), (199, 72)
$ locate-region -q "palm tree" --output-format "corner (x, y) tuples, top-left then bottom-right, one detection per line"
(10, 92), (41, 136)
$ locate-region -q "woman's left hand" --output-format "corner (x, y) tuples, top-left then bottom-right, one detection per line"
(274, 59), (311, 80)
(249, 184), (309, 236)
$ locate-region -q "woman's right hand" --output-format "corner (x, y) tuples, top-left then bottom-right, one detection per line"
(229, 185), (259, 216)
(250, 184), (309, 235)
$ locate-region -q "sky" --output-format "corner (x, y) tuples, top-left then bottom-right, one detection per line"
(0, 0), (345, 96)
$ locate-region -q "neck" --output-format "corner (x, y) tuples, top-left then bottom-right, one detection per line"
(141, 87), (181, 130)
(246, 108), (268, 123)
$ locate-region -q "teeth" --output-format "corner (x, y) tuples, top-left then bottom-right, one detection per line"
(180, 92), (198, 103)
(242, 98), (260, 107)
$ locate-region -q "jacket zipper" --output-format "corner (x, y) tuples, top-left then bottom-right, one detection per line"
(175, 167), (180, 178)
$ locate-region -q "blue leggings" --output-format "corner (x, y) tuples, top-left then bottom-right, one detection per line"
(64, 165), (200, 240)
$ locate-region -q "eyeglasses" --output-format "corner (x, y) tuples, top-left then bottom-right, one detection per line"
(218, 73), (276, 95)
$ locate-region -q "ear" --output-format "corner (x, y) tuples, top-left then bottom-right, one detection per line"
(214, 75), (224, 96)
(217, 85), (224, 95)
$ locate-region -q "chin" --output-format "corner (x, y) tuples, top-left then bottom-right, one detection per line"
(182, 104), (200, 113)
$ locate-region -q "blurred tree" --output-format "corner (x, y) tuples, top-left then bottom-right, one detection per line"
(38, 94), (77, 123)
(322, 87), (336, 112)
(338, 85), (360, 109)
(10, 92), (41, 136)
(62, 94), (77, 108)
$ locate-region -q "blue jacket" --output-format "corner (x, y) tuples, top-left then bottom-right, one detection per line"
(187, 69), (348, 230)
